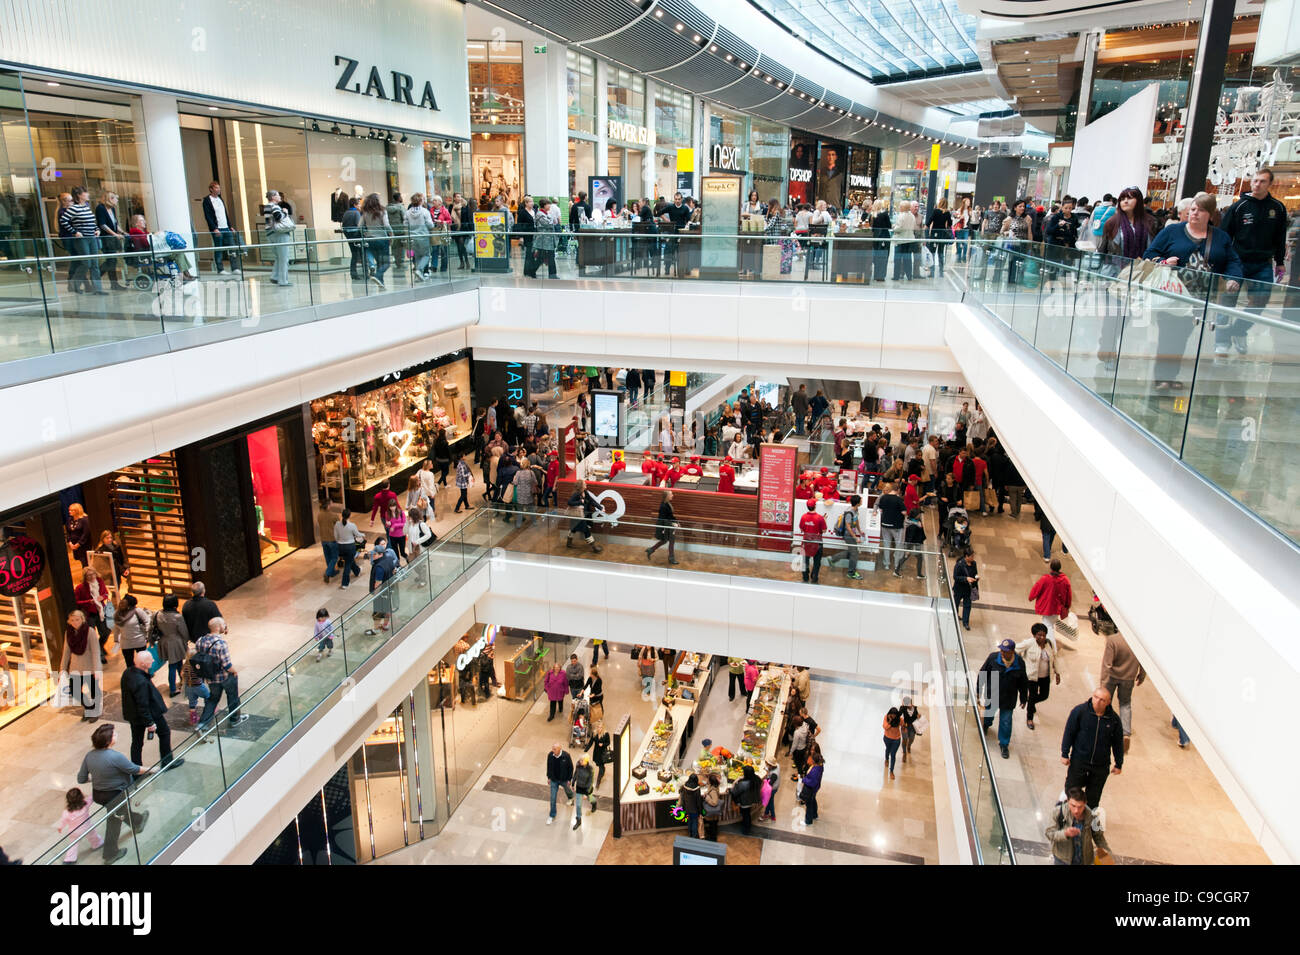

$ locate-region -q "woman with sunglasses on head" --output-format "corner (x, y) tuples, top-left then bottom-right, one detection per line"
(1095, 187), (1160, 370)
(999, 198), (1034, 286)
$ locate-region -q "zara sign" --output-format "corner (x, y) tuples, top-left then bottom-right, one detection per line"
(335, 55), (440, 110)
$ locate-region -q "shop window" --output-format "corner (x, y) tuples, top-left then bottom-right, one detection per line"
(0, 72), (46, 255)
(654, 87), (693, 148)
(106, 452), (191, 600)
(608, 69), (645, 129)
(567, 50), (596, 136)
(468, 40), (525, 128)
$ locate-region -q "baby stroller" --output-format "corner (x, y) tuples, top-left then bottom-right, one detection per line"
(128, 230), (186, 293)
(945, 507), (971, 557)
(569, 694), (591, 749)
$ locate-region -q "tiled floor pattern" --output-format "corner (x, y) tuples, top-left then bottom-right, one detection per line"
(945, 505), (1270, 866)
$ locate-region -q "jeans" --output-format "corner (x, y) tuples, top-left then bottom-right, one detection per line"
(211, 228), (242, 272)
(900, 541), (924, 577)
(802, 544), (822, 583)
(365, 238), (391, 282)
(956, 591), (972, 627)
(931, 242), (946, 276)
(198, 675), (241, 728)
(67, 235), (103, 291)
(883, 735), (901, 772)
(129, 718), (174, 767)
(686, 812), (700, 838)
(1041, 529), (1056, 560)
(185, 680), (210, 712)
(803, 789), (818, 824)
(1216, 259), (1271, 347)
(1104, 678), (1134, 736)
(167, 661), (182, 696)
(893, 246), (913, 281)
(1172, 716), (1189, 746)
(879, 525), (904, 571)
(70, 669), (100, 716)
(338, 541), (362, 586)
(345, 236), (364, 278)
(548, 778), (574, 818)
(955, 229), (968, 262)
(1026, 675), (1051, 721)
(983, 705), (1015, 748)
(455, 488), (470, 511)
(321, 540), (340, 580)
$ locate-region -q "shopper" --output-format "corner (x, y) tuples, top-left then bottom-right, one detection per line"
(644, 488), (679, 564)
(65, 503), (92, 568)
(876, 482), (906, 574)
(75, 567), (112, 665)
(1016, 623), (1060, 730)
(789, 715), (810, 779)
(586, 720), (612, 787)
(952, 547), (979, 630)
(152, 594), (189, 697)
(793, 665), (811, 705)
(264, 189), (294, 286)
(701, 774), (723, 841)
(333, 509), (364, 589)
(637, 646), (657, 697)
(195, 618), (247, 729)
(531, 200), (559, 278)
(1099, 626), (1145, 751)
(800, 753), (824, 824)
(679, 771), (703, 838)
(899, 506), (927, 580)
(564, 653), (585, 699)
(882, 706), (904, 779)
(341, 196), (364, 279)
(92, 190), (129, 290)
(836, 493), (866, 580)
(60, 610), (102, 720)
(798, 498), (827, 584)
(742, 659), (759, 712)
(545, 742), (574, 825)
(1028, 558), (1073, 637)
(1046, 787), (1112, 865)
(893, 201), (918, 281)
(121, 649), (181, 770)
(361, 192), (393, 288)
(55, 786), (104, 864)
(75, 724), (150, 864)
(926, 198), (952, 277)
(112, 594), (150, 671)
(405, 193), (435, 279)
(1061, 687), (1125, 809)
(572, 755), (596, 829)
(760, 759), (780, 821)
(453, 451), (475, 513)
(543, 662), (567, 721)
(564, 480), (604, 552)
(733, 764), (761, 834)
(899, 695), (921, 763)
(978, 638), (1028, 759)
(1217, 168), (1286, 356)
(727, 656), (746, 702)
(381, 499), (407, 564)
(203, 180), (242, 275)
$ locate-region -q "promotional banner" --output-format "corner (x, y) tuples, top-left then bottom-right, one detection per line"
(756, 443), (799, 551)
(700, 175), (741, 275)
(788, 139), (814, 205)
(473, 210), (508, 272)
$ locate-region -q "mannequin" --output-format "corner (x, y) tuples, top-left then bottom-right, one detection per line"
(331, 187), (347, 222)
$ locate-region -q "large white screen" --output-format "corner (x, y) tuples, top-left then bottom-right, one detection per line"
(1067, 83), (1159, 201)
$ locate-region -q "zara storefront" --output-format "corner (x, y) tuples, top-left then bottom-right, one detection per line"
(0, 0), (471, 258)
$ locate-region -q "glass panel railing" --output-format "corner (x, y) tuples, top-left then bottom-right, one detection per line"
(932, 561), (1016, 865)
(967, 244), (1300, 547)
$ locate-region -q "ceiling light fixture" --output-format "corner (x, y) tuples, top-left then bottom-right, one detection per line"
(710, 45), (717, 51)
(693, 34), (701, 42)
(46, 81), (60, 87)
(654, 9), (663, 15)
(726, 54), (733, 61)
(675, 23), (684, 31)
(330, 124), (341, 134)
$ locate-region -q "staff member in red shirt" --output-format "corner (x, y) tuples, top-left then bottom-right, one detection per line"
(794, 473), (816, 500)
(664, 456), (683, 487)
(798, 500), (827, 584)
(608, 451), (626, 480)
(718, 457), (736, 494)
(644, 454), (662, 486)
(683, 455), (703, 477)
(814, 467), (839, 501)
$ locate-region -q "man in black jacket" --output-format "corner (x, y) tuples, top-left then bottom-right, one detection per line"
(1060, 686), (1125, 808)
(121, 650), (182, 770)
(564, 480), (604, 552)
(979, 638), (1028, 759)
(1218, 168), (1288, 356)
(568, 191), (592, 229)
(546, 742), (574, 825)
(201, 181), (242, 274)
(182, 581), (221, 641)
(340, 197), (364, 278)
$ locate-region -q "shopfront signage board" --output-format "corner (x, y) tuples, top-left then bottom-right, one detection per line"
(0, 535), (44, 597)
(710, 142), (743, 172)
(455, 630), (493, 671)
(609, 120), (650, 145)
(849, 174), (873, 188)
(473, 210), (509, 272)
(700, 174), (741, 277)
(757, 442), (798, 552)
(334, 56), (439, 111)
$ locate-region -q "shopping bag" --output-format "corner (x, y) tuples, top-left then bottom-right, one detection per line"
(914, 714), (929, 736)
(1056, 612), (1080, 637)
(149, 653), (164, 677)
(790, 550), (803, 572)
(1094, 847), (1115, 865)
(984, 486), (998, 509)
(963, 490), (980, 510)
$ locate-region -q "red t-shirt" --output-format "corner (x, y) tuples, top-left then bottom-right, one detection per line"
(370, 489), (398, 523)
(794, 484), (814, 500)
(683, 464), (703, 476)
(644, 460), (661, 486)
(799, 511), (827, 556)
(664, 467), (682, 487)
(545, 461), (559, 488)
(608, 460), (626, 479)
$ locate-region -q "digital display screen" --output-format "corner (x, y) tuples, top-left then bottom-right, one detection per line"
(593, 392), (619, 438)
(678, 852), (719, 865)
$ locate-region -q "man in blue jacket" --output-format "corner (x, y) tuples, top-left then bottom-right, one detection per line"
(979, 638), (1028, 759)
(1060, 686), (1125, 809)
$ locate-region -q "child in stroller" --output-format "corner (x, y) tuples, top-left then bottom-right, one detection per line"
(569, 694), (591, 748)
(945, 508), (971, 557)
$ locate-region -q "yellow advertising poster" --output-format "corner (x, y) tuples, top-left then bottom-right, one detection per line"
(930, 144), (941, 170)
(669, 371), (687, 387)
(676, 147), (695, 172)
(473, 210), (506, 261)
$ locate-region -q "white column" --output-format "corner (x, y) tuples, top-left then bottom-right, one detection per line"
(524, 41), (570, 199)
(596, 60), (610, 176)
(139, 93), (191, 234)
(696, 99), (708, 190)
(643, 77), (658, 198)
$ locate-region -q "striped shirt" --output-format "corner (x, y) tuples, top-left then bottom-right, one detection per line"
(58, 202), (98, 238)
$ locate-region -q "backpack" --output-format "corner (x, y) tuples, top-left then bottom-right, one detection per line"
(833, 512), (847, 536)
(189, 641), (222, 681)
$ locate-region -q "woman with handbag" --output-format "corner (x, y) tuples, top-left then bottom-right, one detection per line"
(899, 696), (921, 763)
(152, 593), (190, 697)
(112, 593), (151, 671)
(1142, 191), (1243, 390)
(60, 610), (102, 720)
(952, 546), (979, 631)
(644, 488), (679, 564)
(586, 720), (612, 786)
(382, 499), (408, 564)
(883, 707), (903, 780)
(74, 567), (112, 665)
(406, 506), (434, 562)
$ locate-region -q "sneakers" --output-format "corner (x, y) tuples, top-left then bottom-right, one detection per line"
(546, 816), (554, 825)
(1232, 335), (1248, 355)
(1000, 745), (1009, 759)
(847, 572), (863, 580)
(1214, 343), (1230, 357)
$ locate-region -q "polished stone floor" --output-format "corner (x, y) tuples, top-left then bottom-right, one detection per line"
(376, 642), (937, 866)
(944, 503), (1271, 865)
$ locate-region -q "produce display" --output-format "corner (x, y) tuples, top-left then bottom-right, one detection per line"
(739, 671), (787, 765)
